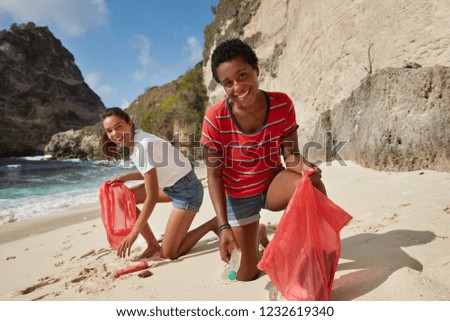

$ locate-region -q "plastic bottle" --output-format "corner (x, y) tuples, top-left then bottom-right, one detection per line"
(228, 249), (242, 281)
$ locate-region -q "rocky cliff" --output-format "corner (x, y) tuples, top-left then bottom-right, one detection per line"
(127, 62), (208, 161)
(203, 0), (450, 171)
(46, 62), (208, 160)
(0, 23), (105, 157)
(314, 66), (450, 171)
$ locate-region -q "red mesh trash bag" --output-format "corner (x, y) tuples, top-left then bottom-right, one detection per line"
(99, 181), (136, 250)
(258, 171), (352, 300)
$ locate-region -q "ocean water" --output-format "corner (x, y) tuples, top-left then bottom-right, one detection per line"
(0, 156), (135, 225)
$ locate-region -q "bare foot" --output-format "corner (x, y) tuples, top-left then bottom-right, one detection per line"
(132, 245), (161, 262)
(258, 224), (270, 248)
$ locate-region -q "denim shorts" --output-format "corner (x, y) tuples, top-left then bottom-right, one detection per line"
(226, 193), (267, 227)
(163, 169), (203, 212)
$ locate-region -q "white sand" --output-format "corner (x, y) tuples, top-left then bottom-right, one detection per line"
(0, 161), (449, 301)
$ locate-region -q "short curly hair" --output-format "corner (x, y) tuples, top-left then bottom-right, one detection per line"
(211, 38), (258, 83)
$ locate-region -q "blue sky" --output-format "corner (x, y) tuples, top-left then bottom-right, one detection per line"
(0, 0), (219, 108)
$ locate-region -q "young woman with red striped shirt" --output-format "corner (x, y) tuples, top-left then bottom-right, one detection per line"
(201, 39), (327, 281)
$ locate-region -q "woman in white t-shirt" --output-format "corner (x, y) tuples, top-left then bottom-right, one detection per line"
(101, 108), (217, 260)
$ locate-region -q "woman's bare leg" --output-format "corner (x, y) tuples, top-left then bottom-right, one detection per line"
(160, 208), (217, 260)
(231, 221), (260, 281)
(130, 183), (172, 260)
(265, 170), (302, 211)
(266, 169), (326, 211)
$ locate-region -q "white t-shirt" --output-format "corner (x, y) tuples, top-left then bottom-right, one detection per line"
(130, 129), (191, 187)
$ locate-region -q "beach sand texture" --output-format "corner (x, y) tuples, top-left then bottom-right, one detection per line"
(0, 161), (449, 301)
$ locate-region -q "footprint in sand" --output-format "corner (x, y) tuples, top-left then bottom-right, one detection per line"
(79, 249), (96, 259)
(78, 226), (95, 236)
(66, 267), (97, 286)
(20, 276), (61, 295)
(95, 248), (112, 261)
(398, 203), (411, 207)
(54, 261), (64, 267)
(32, 291), (60, 301)
(356, 212), (401, 232)
(62, 244), (73, 251)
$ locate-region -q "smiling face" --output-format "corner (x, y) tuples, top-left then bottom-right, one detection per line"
(102, 115), (134, 148)
(216, 56), (260, 109)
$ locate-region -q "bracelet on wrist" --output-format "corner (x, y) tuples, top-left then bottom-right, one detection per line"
(218, 223), (231, 233)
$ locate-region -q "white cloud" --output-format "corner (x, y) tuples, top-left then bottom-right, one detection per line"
(97, 84), (113, 95)
(85, 72), (100, 87)
(84, 72), (100, 88)
(133, 70), (146, 81)
(85, 71), (113, 95)
(120, 100), (130, 109)
(132, 34), (151, 81)
(184, 36), (202, 63)
(0, 0), (108, 36)
(135, 34), (150, 67)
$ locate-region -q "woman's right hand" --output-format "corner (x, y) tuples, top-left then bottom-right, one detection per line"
(106, 174), (125, 184)
(219, 228), (238, 264)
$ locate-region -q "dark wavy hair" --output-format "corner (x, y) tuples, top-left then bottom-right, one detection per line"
(100, 107), (134, 160)
(211, 38), (259, 83)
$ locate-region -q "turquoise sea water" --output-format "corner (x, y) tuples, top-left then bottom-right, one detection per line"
(0, 156), (135, 224)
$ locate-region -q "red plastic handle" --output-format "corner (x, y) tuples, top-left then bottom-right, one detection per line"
(115, 262), (149, 278)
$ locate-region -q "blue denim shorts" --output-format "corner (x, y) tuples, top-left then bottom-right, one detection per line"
(163, 169), (203, 212)
(226, 193), (267, 227)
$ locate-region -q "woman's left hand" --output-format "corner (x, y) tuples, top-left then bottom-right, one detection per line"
(117, 231), (139, 258)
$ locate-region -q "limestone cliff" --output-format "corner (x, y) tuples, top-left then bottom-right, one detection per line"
(0, 23), (105, 157)
(314, 66), (450, 171)
(203, 0), (450, 170)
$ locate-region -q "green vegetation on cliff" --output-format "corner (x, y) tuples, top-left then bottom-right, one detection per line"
(133, 61), (207, 144)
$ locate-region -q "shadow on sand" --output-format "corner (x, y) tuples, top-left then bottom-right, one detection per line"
(331, 229), (436, 300)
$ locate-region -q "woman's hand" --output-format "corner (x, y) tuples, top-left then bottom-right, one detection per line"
(300, 161), (321, 180)
(117, 231), (139, 258)
(219, 228), (238, 264)
(106, 174), (125, 184)
(301, 162), (327, 196)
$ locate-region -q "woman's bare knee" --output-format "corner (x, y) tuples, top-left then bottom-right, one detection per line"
(160, 247), (179, 260)
(266, 170), (301, 211)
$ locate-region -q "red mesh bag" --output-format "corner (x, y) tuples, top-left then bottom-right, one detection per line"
(258, 171), (352, 300)
(99, 181), (136, 250)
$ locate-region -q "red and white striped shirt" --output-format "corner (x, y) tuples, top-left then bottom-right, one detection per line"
(201, 91), (299, 198)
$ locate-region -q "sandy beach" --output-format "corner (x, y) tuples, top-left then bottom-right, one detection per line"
(0, 161), (449, 301)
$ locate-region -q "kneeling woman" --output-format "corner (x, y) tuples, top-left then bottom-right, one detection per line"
(101, 108), (216, 260)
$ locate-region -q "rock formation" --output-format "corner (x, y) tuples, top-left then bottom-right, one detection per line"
(314, 66), (450, 171)
(44, 123), (103, 160)
(0, 23), (105, 157)
(127, 62), (207, 161)
(203, 0), (450, 171)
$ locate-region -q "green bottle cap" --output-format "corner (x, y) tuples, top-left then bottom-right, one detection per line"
(228, 270), (237, 281)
